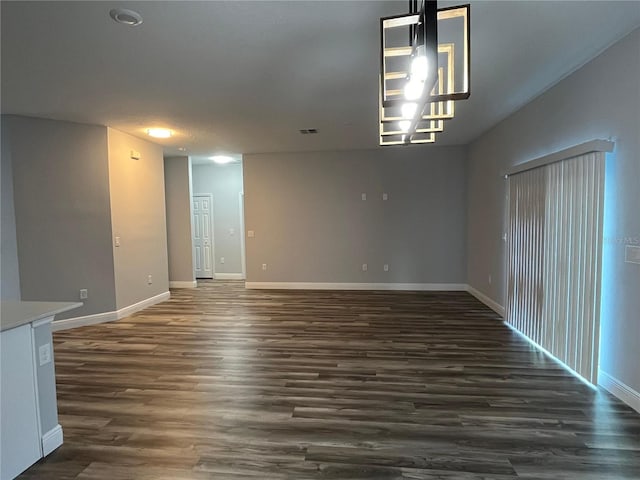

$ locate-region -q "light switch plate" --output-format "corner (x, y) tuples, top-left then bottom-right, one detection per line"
(626, 245), (640, 264)
(39, 343), (52, 366)
(382, 193), (388, 201)
(248, 230), (255, 238)
(361, 193), (367, 201)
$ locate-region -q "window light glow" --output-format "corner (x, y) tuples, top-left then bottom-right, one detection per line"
(504, 321), (597, 390)
(600, 152), (616, 376)
(146, 128), (172, 138)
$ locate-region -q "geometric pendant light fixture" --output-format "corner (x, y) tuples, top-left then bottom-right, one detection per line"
(379, 1), (470, 145)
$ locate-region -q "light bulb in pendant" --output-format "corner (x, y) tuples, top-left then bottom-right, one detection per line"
(399, 120), (411, 132)
(410, 55), (429, 81)
(403, 79), (423, 101)
(401, 102), (418, 119)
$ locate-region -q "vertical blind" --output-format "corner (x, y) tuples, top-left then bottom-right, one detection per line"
(506, 152), (605, 384)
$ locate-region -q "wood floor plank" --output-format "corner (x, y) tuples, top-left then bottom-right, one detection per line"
(18, 280), (639, 479)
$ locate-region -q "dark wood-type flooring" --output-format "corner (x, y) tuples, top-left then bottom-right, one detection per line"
(20, 281), (640, 479)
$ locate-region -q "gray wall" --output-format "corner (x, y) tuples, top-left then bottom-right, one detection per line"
(107, 128), (169, 309)
(243, 147), (467, 284)
(192, 162), (244, 275)
(1, 118), (21, 300)
(7, 115), (117, 318)
(467, 29), (640, 393)
(164, 156), (195, 284)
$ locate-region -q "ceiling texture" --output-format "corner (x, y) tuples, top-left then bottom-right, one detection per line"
(2, 1), (639, 156)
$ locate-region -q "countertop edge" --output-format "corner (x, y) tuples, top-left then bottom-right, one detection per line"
(0, 301), (83, 332)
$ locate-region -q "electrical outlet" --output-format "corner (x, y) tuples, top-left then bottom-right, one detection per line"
(384, 264), (389, 272)
(248, 230), (255, 238)
(262, 263), (267, 271)
(79, 289), (88, 300)
(148, 275), (153, 285)
(361, 193), (367, 201)
(229, 228), (235, 236)
(220, 257), (225, 264)
(382, 193), (388, 201)
(362, 263), (368, 272)
(39, 343), (52, 366)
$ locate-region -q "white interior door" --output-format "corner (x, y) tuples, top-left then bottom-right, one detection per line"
(193, 194), (213, 279)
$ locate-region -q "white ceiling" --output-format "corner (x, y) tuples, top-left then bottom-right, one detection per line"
(2, 1), (639, 156)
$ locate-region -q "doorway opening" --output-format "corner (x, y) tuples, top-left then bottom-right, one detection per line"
(191, 156), (245, 281)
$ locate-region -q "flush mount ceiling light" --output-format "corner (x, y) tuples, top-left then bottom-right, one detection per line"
(109, 8), (143, 26)
(209, 155), (234, 164)
(146, 128), (172, 138)
(379, 1), (470, 145)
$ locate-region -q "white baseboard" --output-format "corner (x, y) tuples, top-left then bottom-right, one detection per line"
(116, 291), (170, 319)
(466, 285), (505, 317)
(169, 280), (197, 289)
(599, 370), (640, 413)
(214, 273), (245, 280)
(42, 424), (63, 456)
(245, 282), (467, 291)
(52, 291), (170, 331)
(51, 310), (118, 332)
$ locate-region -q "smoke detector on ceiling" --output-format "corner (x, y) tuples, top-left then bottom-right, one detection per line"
(109, 8), (143, 26)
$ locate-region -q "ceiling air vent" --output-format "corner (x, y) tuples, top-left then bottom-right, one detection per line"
(299, 129), (318, 134)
